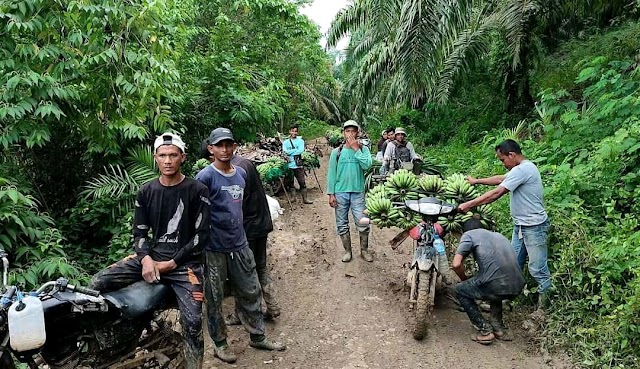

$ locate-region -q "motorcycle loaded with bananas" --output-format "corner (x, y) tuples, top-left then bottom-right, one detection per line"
(363, 170), (496, 340)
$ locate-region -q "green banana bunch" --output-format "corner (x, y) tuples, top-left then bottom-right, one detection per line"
(367, 184), (388, 200)
(301, 151), (320, 169)
(418, 174), (445, 194)
(369, 206), (403, 228)
(257, 157), (289, 184)
(443, 173), (478, 201)
(395, 208), (423, 230)
(385, 169), (420, 201)
(438, 215), (459, 233)
(471, 204), (495, 229)
(454, 212), (473, 225)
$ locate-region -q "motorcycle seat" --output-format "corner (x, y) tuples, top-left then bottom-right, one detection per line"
(103, 281), (176, 319)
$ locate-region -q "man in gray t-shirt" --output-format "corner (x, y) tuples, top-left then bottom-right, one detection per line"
(453, 220), (525, 344)
(458, 139), (551, 313)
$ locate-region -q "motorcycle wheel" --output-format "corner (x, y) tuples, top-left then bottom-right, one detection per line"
(412, 269), (435, 340)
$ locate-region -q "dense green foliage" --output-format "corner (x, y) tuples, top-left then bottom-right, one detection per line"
(364, 26), (640, 366)
(2, 0), (640, 366)
(0, 0), (338, 289)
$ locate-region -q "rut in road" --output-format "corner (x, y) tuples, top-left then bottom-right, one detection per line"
(203, 141), (571, 369)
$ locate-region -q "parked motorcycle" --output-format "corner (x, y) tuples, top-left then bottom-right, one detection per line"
(389, 197), (456, 340)
(0, 252), (183, 369)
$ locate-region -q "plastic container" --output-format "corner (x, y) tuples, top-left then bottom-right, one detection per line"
(8, 295), (46, 352)
(433, 234), (446, 255)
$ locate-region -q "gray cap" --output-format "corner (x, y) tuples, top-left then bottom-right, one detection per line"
(342, 120), (360, 130)
(207, 127), (235, 145)
(395, 127), (407, 135)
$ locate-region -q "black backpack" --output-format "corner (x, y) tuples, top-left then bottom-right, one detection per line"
(395, 142), (412, 163)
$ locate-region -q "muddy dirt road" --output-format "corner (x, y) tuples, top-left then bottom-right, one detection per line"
(203, 144), (571, 369)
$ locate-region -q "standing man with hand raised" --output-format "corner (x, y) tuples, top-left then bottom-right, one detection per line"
(327, 120), (373, 262)
(90, 133), (210, 369)
(458, 139), (551, 314)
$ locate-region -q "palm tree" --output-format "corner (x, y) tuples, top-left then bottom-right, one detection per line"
(328, 0), (635, 115)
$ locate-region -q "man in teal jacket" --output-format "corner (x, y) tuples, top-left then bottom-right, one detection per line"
(282, 124), (313, 204)
(327, 120), (373, 262)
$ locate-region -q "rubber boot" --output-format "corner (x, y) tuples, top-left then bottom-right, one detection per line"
(360, 231), (373, 262)
(340, 233), (352, 262)
(301, 188), (313, 204)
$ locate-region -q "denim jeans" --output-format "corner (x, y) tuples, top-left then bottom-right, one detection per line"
(511, 219), (552, 293)
(334, 192), (369, 235)
(456, 277), (518, 334)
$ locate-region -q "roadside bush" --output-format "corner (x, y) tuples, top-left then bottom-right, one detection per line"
(0, 177), (85, 289)
(421, 56), (640, 367)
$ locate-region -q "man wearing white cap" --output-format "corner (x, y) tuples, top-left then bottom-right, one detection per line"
(90, 132), (210, 369)
(327, 120), (373, 262)
(383, 127), (420, 174)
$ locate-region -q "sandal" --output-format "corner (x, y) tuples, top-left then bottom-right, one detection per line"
(470, 332), (495, 345)
(493, 331), (513, 341)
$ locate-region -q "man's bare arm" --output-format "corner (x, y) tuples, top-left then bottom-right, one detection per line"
(467, 175), (506, 186)
(452, 254), (468, 281)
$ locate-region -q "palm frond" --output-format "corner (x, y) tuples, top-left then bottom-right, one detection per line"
(498, 0), (540, 69)
(326, 2), (367, 48)
(82, 165), (143, 200)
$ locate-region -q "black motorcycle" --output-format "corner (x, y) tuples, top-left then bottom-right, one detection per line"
(0, 252), (183, 369)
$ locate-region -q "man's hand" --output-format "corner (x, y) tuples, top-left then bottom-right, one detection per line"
(458, 201), (473, 213)
(345, 136), (360, 151)
(328, 194), (337, 208)
(155, 260), (177, 274)
(141, 255), (160, 283)
(466, 176), (477, 185)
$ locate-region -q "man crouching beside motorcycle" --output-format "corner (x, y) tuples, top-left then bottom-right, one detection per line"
(452, 219), (524, 345)
(89, 133), (211, 369)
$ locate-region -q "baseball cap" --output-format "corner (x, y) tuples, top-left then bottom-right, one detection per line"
(207, 127), (235, 145)
(342, 120), (360, 130)
(154, 132), (186, 153)
(395, 127), (407, 135)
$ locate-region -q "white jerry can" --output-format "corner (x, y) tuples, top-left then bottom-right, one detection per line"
(8, 295), (47, 352)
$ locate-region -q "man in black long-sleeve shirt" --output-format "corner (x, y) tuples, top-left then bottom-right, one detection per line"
(90, 133), (210, 369)
(230, 154), (280, 318)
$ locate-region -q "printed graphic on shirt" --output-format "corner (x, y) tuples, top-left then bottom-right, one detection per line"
(158, 199), (184, 243)
(221, 185), (244, 200)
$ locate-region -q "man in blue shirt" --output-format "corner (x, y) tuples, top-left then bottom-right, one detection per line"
(196, 128), (286, 364)
(283, 124), (313, 204)
(459, 139), (551, 313)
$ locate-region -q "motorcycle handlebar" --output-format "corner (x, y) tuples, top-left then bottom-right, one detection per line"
(69, 284), (100, 297)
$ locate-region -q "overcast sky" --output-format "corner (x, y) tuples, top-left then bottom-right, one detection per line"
(300, 0), (350, 50)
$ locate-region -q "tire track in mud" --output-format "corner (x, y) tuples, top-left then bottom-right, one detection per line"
(203, 142), (572, 369)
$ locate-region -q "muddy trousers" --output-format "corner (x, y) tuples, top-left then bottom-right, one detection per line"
(456, 278), (517, 335)
(249, 236), (279, 312)
(89, 255), (204, 369)
(292, 167), (307, 189)
(204, 246), (265, 344)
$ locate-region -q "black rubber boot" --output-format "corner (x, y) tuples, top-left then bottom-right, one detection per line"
(301, 188), (313, 204)
(340, 233), (352, 262)
(360, 231), (373, 262)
